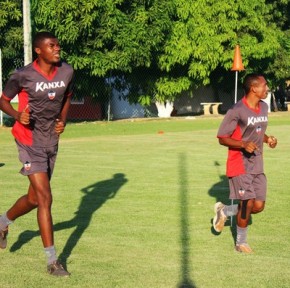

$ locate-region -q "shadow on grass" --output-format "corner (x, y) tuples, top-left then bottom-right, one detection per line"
(0, 163), (5, 167)
(10, 173), (128, 268)
(177, 153), (197, 288)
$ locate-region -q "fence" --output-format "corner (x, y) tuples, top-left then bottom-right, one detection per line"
(1, 50), (288, 127)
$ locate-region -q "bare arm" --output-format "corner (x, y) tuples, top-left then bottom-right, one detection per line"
(55, 96), (71, 135)
(0, 96), (30, 125)
(219, 133), (277, 152)
(218, 137), (258, 154)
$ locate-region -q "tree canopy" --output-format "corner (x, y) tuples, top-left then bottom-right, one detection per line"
(0, 0), (23, 81)
(1, 0), (289, 105)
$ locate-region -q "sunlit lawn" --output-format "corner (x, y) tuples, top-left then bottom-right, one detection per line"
(0, 113), (290, 287)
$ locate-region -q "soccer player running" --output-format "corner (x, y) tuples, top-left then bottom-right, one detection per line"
(213, 73), (277, 253)
(0, 32), (74, 276)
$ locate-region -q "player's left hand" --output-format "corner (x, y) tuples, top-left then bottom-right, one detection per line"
(267, 136), (277, 148)
(55, 119), (65, 135)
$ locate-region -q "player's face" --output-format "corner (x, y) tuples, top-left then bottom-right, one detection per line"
(35, 38), (61, 64)
(254, 76), (269, 99)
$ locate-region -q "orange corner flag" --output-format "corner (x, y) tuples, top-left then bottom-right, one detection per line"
(231, 45), (245, 71)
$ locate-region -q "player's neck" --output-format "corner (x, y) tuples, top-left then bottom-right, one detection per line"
(245, 95), (260, 109)
(36, 59), (56, 76)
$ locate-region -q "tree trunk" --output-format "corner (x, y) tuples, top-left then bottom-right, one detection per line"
(155, 101), (174, 118)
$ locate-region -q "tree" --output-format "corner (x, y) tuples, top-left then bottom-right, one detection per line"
(0, 0), (23, 81)
(1, 0), (289, 115)
(157, 0), (288, 99)
(31, 0), (174, 114)
(32, 0), (172, 73)
(113, 0), (289, 110)
(264, 0), (290, 87)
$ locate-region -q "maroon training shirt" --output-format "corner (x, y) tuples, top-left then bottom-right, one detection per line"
(2, 60), (74, 147)
(217, 97), (268, 177)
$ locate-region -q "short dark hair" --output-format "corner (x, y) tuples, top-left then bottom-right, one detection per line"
(243, 73), (266, 94)
(33, 31), (57, 49)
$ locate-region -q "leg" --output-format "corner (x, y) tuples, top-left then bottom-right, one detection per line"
(237, 199), (265, 227)
(6, 184), (38, 221)
(236, 199), (254, 228)
(5, 172), (54, 249)
(28, 172), (53, 248)
(235, 199), (263, 253)
(0, 184), (38, 249)
(1, 175), (53, 250)
(29, 172), (70, 276)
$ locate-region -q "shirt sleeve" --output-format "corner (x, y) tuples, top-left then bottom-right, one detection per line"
(217, 107), (239, 138)
(2, 70), (22, 100)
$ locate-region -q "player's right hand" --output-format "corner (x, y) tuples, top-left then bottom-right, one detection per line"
(242, 141), (259, 154)
(18, 105), (30, 125)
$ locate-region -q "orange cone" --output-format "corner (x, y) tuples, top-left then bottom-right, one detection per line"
(231, 45), (245, 71)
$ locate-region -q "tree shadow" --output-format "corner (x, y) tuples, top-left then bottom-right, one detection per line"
(208, 161), (251, 244)
(0, 163), (5, 167)
(177, 153), (197, 288)
(10, 173), (128, 267)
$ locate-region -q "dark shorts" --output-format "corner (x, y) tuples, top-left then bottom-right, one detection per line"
(229, 173), (267, 201)
(15, 139), (58, 178)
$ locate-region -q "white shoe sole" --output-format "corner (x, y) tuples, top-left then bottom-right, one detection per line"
(213, 202), (227, 232)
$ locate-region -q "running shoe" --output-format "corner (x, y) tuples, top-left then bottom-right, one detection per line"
(0, 228), (8, 249)
(213, 202), (227, 232)
(47, 261), (70, 277)
(235, 243), (253, 253)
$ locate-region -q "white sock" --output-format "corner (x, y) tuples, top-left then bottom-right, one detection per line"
(0, 212), (13, 231)
(44, 245), (57, 265)
(236, 226), (248, 245)
(224, 204), (238, 217)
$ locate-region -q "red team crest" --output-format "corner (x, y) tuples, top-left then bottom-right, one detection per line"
(256, 125), (262, 134)
(48, 90), (56, 100)
(238, 188), (245, 197)
(24, 161), (31, 171)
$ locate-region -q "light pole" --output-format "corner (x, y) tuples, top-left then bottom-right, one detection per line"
(23, 0), (32, 65)
(230, 45), (245, 226)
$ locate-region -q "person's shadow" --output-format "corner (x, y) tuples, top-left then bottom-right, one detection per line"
(10, 173), (128, 267)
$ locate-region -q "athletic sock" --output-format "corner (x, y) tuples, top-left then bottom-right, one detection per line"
(44, 245), (58, 265)
(224, 204), (238, 217)
(236, 226), (248, 245)
(0, 212), (13, 231)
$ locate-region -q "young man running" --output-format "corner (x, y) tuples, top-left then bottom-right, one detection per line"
(0, 32), (74, 276)
(214, 73), (277, 253)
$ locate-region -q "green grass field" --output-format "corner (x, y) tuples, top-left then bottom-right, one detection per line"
(0, 113), (290, 288)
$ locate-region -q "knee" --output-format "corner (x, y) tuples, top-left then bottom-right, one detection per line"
(38, 194), (52, 208)
(35, 188), (53, 208)
(252, 202), (265, 214)
(27, 195), (38, 208)
(28, 198), (38, 208)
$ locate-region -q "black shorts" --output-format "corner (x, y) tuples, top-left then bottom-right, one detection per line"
(15, 139), (58, 177)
